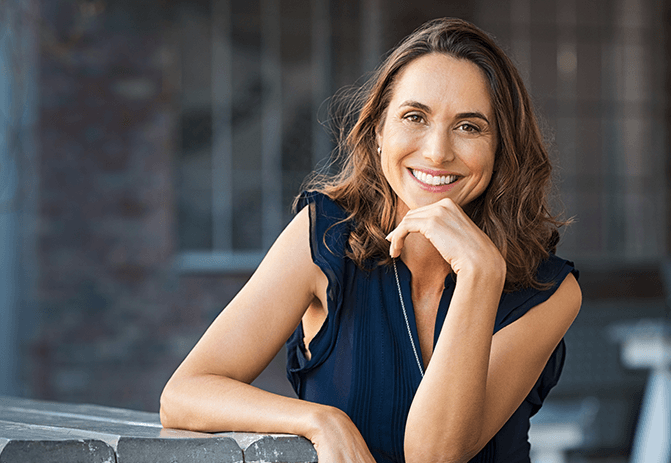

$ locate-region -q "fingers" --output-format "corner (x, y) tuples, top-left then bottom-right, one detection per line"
(386, 229), (406, 258)
(308, 406), (377, 463)
(315, 442), (377, 463)
(386, 215), (436, 258)
(386, 199), (460, 259)
(386, 198), (502, 274)
(312, 432), (377, 462)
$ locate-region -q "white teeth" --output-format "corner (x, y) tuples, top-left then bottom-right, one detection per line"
(411, 169), (457, 186)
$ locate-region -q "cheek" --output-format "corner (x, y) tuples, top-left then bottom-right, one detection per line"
(379, 129), (408, 175)
(484, 156), (495, 181)
(468, 147), (496, 192)
(379, 153), (396, 188)
(478, 142), (497, 175)
(463, 146), (494, 172)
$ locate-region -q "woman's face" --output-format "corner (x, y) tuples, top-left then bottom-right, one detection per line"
(377, 53), (497, 222)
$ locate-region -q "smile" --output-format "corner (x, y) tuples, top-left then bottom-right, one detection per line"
(410, 169), (459, 187)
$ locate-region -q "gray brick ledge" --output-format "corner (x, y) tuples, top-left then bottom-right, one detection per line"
(0, 420), (117, 463)
(0, 396), (317, 462)
(219, 432), (318, 463)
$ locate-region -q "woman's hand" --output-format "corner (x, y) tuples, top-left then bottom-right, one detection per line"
(385, 198), (505, 278)
(305, 407), (377, 463)
(389, 199), (582, 463)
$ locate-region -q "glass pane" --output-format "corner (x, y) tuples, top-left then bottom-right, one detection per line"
(232, 171), (263, 249)
(231, 26), (263, 171)
(177, 2), (213, 250)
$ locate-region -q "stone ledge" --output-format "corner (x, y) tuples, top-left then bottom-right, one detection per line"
(0, 420), (117, 463)
(0, 396), (317, 463)
(221, 433), (317, 463)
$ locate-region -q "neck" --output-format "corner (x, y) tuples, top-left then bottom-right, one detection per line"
(400, 233), (451, 291)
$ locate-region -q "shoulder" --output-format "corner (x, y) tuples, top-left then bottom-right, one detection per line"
(497, 266), (580, 349)
(296, 190), (351, 227)
(496, 255), (580, 331)
(537, 254), (581, 319)
(536, 255), (581, 322)
(296, 191), (353, 264)
(260, 204), (324, 290)
(536, 254), (578, 286)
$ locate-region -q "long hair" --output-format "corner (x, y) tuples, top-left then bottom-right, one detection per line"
(299, 18), (566, 291)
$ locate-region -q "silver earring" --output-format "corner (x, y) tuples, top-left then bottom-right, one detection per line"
(377, 146), (382, 155)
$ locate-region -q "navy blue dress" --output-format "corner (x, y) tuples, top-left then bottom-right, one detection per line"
(286, 191), (577, 463)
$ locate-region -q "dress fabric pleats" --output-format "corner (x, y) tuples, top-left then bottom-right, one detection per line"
(286, 191), (577, 463)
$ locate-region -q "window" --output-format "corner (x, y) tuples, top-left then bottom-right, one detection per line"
(477, 0), (667, 263)
(174, 0), (340, 271)
(175, 0), (668, 273)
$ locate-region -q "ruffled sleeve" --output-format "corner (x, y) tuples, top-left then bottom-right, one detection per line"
(495, 254), (577, 331)
(495, 254), (578, 415)
(286, 191), (352, 395)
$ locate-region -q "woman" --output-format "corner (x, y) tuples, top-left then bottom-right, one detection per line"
(161, 18), (582, 463)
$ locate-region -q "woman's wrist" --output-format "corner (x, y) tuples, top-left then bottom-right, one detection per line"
(456, 256), (506, 287)
(301, 403), (347, 442)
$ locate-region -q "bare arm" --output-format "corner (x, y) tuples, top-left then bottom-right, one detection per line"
(160, 207), (376, 463)
(405, 271), (580, 463)
(386, 199), (581, 463)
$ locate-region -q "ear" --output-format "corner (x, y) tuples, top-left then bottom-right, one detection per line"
(375, 130), (383, 152)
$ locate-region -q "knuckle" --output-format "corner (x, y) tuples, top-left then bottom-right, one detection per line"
(442, 198), (457, 210)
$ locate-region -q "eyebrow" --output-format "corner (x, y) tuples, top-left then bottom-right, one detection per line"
(456, 111), (492, 125)
(399, 100), (432, 114)
(399, 100), (492, 125)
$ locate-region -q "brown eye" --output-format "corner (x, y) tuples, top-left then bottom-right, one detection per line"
(405, 113), (425, 123)
(458, 122), (480, 133)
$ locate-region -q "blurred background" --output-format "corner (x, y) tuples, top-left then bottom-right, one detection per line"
(0, 0), (669, 461)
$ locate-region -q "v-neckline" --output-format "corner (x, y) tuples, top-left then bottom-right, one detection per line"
(394, 258), (455, 370)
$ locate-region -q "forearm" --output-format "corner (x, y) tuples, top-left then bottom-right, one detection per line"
(404, 269), (504, 462)
(161, 373), (330, 438)
(161, 372), (376, 462)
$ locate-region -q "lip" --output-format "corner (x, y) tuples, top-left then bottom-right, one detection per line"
(407, 167), (461, 192)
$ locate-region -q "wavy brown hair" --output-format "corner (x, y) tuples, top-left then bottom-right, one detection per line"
(299, 18), (566, 291)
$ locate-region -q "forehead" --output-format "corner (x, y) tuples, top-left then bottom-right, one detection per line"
(388, 53), (492, 115)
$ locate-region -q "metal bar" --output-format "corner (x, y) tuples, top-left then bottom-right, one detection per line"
(555, 0), (578, 253)
(0, 0), (38, 397)
(361, 0), (382, 74)
(261, 0), (283, 248)
(311, 0), (332, 168)
(510, 0), (531, 89)
(211, 0), (233, 251)
(175, 251), (266, 273)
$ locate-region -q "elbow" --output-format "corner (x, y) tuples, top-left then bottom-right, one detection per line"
(159, 379), (187, 430)
(159, 384), (176, 429)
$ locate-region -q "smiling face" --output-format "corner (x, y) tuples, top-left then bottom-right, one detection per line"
(376, 52), (497, 222)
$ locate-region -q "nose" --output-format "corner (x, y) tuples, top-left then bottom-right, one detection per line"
(423, 128), (455, 165)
